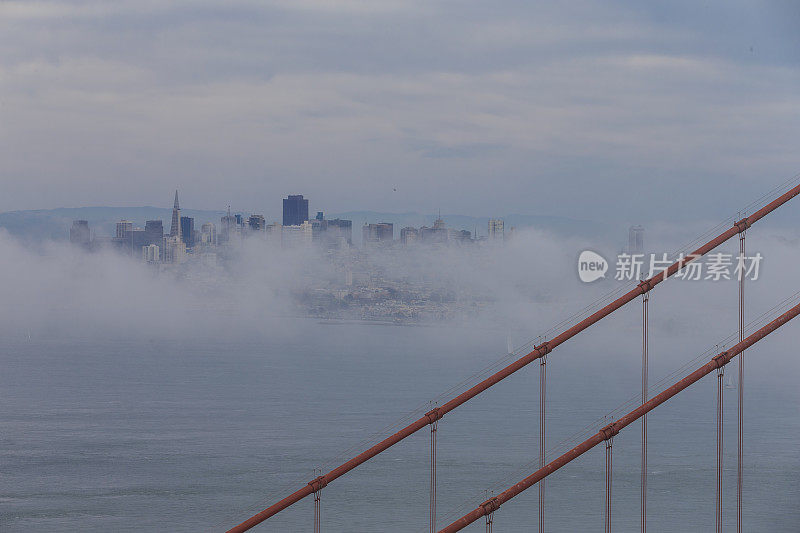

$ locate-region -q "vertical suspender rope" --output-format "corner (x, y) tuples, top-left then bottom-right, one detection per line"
(641, 292), (649, 533)
(539, 353), (547, 532)
(716, 365), (724, 533)
(430, 419), (438, 533)
(737, 229), (746, 533)
(605, 435), (614, 533)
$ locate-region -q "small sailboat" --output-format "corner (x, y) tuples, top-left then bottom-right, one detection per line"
(725, 374), (736, 389)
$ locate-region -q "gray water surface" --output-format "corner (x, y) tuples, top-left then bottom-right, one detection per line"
(2, 322), (798, 532)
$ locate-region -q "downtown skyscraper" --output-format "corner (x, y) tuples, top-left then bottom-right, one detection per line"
(170, 190), (181, 239)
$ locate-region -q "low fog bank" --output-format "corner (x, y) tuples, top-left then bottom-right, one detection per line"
(1, 223), (799, 368)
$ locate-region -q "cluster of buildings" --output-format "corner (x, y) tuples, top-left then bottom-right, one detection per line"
(69, 191), (508, 264)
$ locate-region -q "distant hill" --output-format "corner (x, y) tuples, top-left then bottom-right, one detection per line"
(0, 207), (225, 243)
(0, 206), (605, 243)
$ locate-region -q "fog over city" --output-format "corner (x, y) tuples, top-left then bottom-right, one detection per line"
(3, 2), (800, 531)
(2, 217), (798, 375)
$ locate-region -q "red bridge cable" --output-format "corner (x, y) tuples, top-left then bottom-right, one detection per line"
(448, 291), (800, 523)
(437, 298), (800, 533)
(226, 182), (800, 533)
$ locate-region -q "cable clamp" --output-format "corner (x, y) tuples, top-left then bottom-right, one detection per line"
(600, 421), (620, 441)
(480, 496), (501, 515)
(536, 341), (551, 356)
(734, 217), (750, 234)
(638, 279), (654, 295)
(712, 351), (729, 369)
(308, 475), (327, 493)
(424, 407), (442, 425)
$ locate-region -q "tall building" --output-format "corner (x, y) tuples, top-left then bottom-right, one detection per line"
(362, 223), (393, 247)
(114, 220), (140, 252)
(180, 216), (195, 247)
(248, 214), (266, 232)
(170, 190), (181, 239)
(116, 220), (133, 239)
(162, 235), (186, 263)
(220, 206), (236, 244)
(488, 219), (504, 241)
(449, 229), (472, 243)
(69, 220), (90, 246)
(142, 244), (160, 263)
(281, 221), (313, 248)
(629, 225), (644, 253)
(283, 195), (309, 226)
(200, 222), (216, 246)
(400, 226), (418, 245)
(420, 217), (448, 244)
(327, 219), (353, 246)
(144, 220), (164, 246)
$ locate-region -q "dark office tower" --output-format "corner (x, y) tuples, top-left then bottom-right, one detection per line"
(180, 216), (195, 247)
(283, 195), (309, 226)
(70, 220), (90, 246)
(170, 190), (181, 239)
(316, 211), (324, 221)
(144, 220), (164, 246)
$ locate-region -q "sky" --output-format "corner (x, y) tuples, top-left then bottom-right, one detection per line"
(1, 0), (799, 222)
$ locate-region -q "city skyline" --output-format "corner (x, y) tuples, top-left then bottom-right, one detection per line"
(3, 3), (799, 532)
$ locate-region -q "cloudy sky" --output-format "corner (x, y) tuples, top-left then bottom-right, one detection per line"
(1, 0), (798, 222)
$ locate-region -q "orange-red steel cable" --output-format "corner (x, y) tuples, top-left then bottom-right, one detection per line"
(438, 298), (800, 533)
(227, 183), (800, 533)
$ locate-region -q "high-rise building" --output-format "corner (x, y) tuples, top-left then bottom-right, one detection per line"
(281, 221), (313, 248)
(144, 220), (164, 246)
(420, 217), (448, 244)
(248, 214), (266, 232)
(488, 219), (504, 241)
(170, 190), (181, 239)
(283, 195), (309, 226)
(116, 220), (133, 239)
(362, 223), (393, 247)
(142, 244), (160, 263)
(69, 220), (91, 246)
(162, 235), (186, 263)
(400, 227), (418, 245)
(113, 220), (138, 252)
(629, 225), (644, 253)
(327, 219), (352, 246)
(449, 229), (472, 243)
(200, 222), (216, 246)
(220, 206), (236, 244)
(180, 216), (195, 247)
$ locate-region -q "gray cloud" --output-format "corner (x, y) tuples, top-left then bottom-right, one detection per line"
(1, 0), (798, 222)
